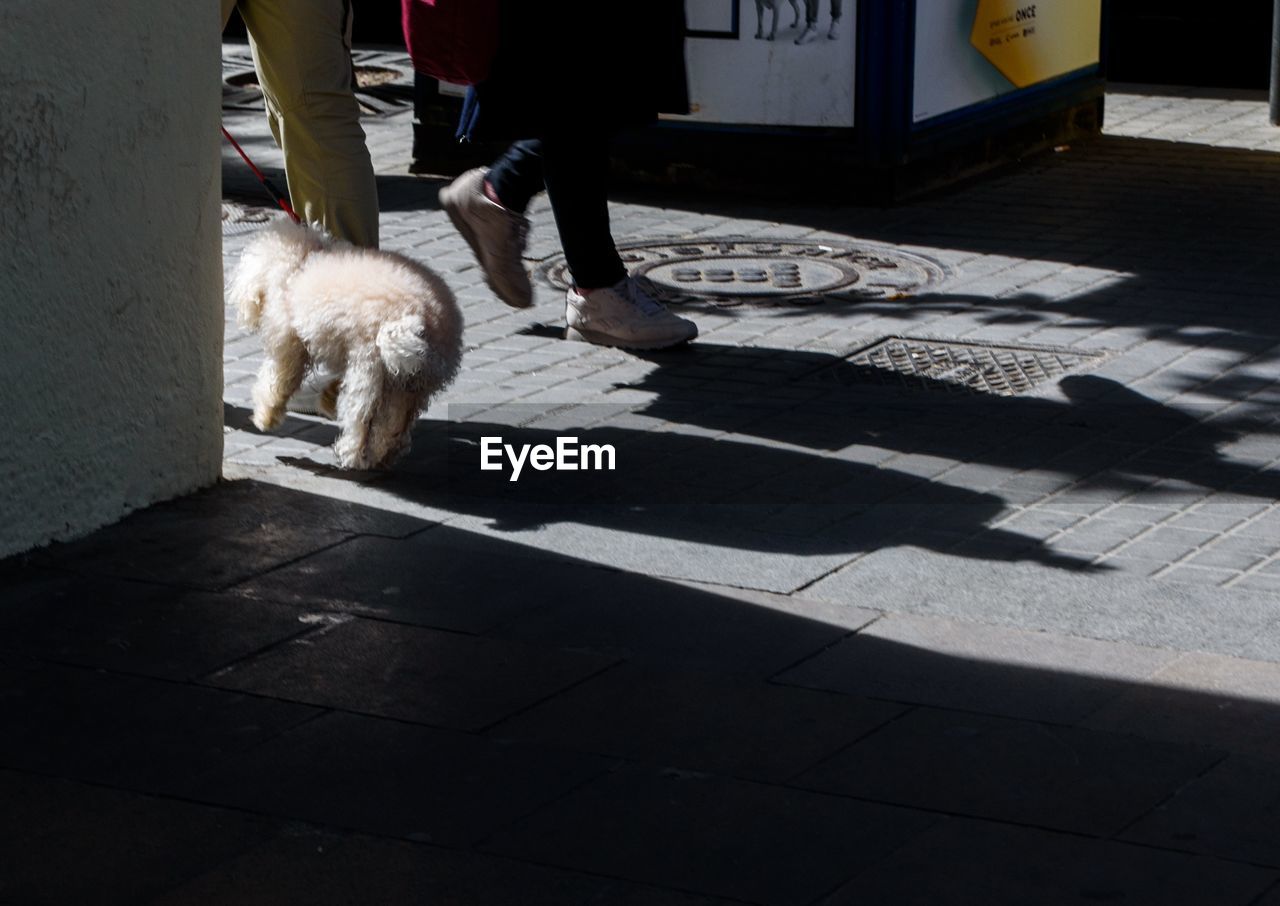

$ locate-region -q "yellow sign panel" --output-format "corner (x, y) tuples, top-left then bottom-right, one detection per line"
(971, 0), (1101, 88)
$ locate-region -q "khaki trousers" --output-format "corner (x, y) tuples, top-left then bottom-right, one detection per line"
(222, 0), (379, 247)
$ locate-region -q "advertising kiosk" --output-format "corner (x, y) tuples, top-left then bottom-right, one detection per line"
(411, 1), (1106, 199)
(644, 0), (1106, 197)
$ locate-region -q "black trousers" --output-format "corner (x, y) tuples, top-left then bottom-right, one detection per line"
(486, 137), (627, 290)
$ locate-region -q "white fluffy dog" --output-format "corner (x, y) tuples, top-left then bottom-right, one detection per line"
(229, 219), (463, 470)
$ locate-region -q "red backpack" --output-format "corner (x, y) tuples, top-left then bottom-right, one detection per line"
(401, 0), (499, 86)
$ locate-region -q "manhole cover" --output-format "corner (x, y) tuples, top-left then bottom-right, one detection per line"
(811, 337), (1107, 396)
(540, 237), (945, 307)
(222, 48), (414, 116)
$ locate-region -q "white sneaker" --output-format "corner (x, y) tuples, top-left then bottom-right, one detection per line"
(828, 17), (840, 39)
(565, 277), (697, 350)
(439, 167), (534, 308)
(795, 23), (819, 44)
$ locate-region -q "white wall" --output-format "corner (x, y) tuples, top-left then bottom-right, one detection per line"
(0, 2), (224, 557)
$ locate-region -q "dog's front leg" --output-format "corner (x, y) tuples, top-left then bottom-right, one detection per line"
(252, 334), (308, 431)
(368, 385), (425, 468)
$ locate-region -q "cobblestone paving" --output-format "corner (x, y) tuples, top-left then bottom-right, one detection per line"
(223, 76), (1280, 604)
(8, 65), (1274, 905)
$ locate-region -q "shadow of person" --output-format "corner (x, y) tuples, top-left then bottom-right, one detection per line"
(254, 407), (1104, 573)
(1055, 374), (1280, 499)
(613, 343), (1279, 503)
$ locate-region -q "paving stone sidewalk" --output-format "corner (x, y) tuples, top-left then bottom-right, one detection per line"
(2, 54), (1280, 904)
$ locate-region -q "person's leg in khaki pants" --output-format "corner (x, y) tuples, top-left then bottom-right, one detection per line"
(221, 0), (379, 247)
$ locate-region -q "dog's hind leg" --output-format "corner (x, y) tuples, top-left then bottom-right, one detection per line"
(332, 357), (384, 469)
(251, 333), (308, 431)
(368, 385), (425, 468)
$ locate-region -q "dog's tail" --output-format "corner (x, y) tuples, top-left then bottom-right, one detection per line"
(377, 316), (458, 387)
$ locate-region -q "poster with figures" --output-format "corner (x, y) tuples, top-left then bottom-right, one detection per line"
(913, 0), (1101, 123)
(678, 0), (857, 127)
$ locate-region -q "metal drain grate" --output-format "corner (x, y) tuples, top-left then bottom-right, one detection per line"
(814, 337), (1106, 396)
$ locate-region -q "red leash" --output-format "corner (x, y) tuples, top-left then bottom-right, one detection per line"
(220, 125), (301, 223)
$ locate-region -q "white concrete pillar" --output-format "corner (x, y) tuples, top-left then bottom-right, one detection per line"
(0, 2), (225, 556)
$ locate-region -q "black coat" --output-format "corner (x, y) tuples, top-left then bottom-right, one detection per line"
(469, 0), (689, 140)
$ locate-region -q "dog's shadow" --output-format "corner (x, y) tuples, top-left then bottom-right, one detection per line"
(224, 402), (381, 476)
(225, 402), (335, 445)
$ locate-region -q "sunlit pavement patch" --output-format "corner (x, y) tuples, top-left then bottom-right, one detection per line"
(221, 202), (275, 237)
(222, 46), (415, 117)
(541, 237), (947, 308)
